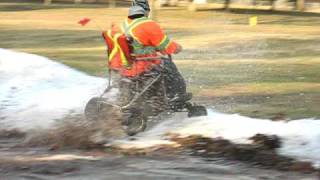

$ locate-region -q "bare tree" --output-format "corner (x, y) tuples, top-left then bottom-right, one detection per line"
(270, 0), (276, 11)
(150, 0), (158, 21)
(44, 0), (52, 5)
(296, 0), (304, 11)
(224, 0), (231, 10)
(74, 0), (83, 4)
(109, 0), (116, 7)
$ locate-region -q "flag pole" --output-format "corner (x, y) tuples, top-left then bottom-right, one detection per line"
(78, 18), (111, 89)
(92, 20), (104, 31)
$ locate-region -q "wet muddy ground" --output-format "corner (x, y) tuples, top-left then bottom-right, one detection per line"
(1, 133), (319, 180)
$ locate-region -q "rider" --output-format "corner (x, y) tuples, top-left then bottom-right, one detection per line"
(104, 2), (188, 101)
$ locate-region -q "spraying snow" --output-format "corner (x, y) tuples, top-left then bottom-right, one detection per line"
(1, 49), (320, 167)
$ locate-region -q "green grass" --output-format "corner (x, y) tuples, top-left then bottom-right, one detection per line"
(208, 92), (320, 120)
(1, 2), (319, 119)
(178, 60), (320, 119)
(179, 61), (320, 87)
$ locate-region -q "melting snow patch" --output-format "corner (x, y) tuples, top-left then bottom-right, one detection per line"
(0, 49), (107, 130)
(129, 110), (320, 167)
(174, 110), (320, 166)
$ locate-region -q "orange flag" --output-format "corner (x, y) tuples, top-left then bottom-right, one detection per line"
(78, 18), (91, 26)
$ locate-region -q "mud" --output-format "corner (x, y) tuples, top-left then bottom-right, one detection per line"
(169, 134), (316, 173)
(0, 129), (26, 139)
(6, 114), (317, 175)
(25, 114), (125, 149)
(0, 128), (319, 180)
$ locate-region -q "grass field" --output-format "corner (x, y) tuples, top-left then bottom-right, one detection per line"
(0, 2), (319, 119)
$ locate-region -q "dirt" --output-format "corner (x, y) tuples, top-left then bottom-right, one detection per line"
(169, 133), (315, 173)
(24, 114), (125, 149)
(0, 129), (319, 180)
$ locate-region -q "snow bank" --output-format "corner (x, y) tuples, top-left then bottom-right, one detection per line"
(118, 110), (320, 167)
(174, 110), (320, 167)
(1, 49), (320, 167)
(0, 49), (106, 130)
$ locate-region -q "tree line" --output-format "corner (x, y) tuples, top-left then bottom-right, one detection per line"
(43, 0), (306, 12)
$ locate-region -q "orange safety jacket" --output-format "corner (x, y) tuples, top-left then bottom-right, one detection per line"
(103, 17), (180, 77)
(102, 30), (131, 71)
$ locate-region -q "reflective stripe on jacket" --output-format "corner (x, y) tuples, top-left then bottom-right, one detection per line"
(102, 30), (131, 70)
(118, 17), (180, 77)
(121, 17), (173, 56)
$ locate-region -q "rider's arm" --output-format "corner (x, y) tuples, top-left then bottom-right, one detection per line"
(147, 22), (182, 55)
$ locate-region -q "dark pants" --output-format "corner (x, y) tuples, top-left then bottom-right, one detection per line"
(117, 59), (187, 103)
(161, 59), (187, 99)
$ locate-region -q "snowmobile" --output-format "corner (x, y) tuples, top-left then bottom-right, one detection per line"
(84, 55), (207, 136)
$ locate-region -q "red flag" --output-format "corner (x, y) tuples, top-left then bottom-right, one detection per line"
(78, 18), (91, 26)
